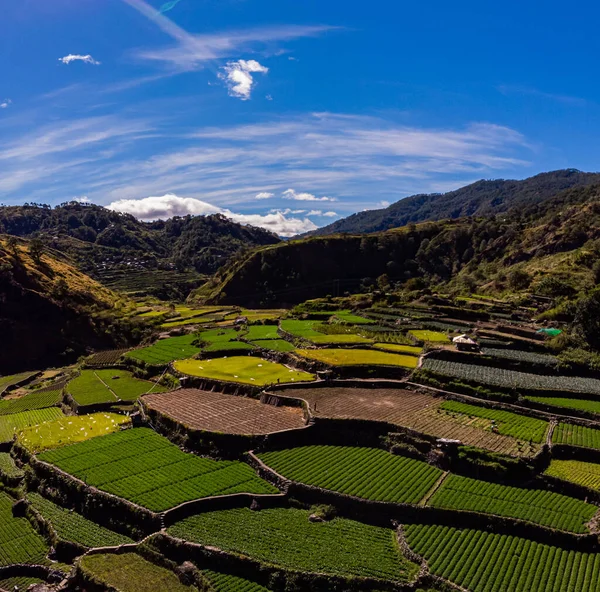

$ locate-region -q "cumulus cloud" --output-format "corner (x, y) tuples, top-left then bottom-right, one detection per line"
(107, 193), (316, 236)
(283, 188), (336, 202)
(59, 54), (101, 65)
(0, 99), (11, 109)
(219, 59), (268, 100)
(255, 191), (274, 200)
(307, 210), (338, 217)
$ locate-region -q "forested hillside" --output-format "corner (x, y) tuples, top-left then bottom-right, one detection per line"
(307, 169), (600, 236)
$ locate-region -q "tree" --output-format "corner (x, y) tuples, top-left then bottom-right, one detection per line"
(6, 235), (18, 255)
(576, 289), (600, 349)
(507, 268), (532, 291)
(29, 238), (45, 264)
(376, 273), (391, 291)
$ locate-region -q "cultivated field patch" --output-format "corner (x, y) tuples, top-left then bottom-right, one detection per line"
(86, 349), (131, 366)
(126, 334), (202, 366)
(481, 348), (557, 366)
(280, 320), (373, 345)
(0, 452), (24, 480)
(143, 389), (305, 435)
(429, 474), (596, 533)
(174, 356), (315, 386)
(405, 524), (600, 591)
(250, 339), (296, 353)
(409, 330), (450, 343)
(526, 395), (600, 415)
(373, 343), (422, 355)
(38, 428), (277, 512)
(258, 446), (442, 504)
(168, 507), (418, 582)
(296, 348), (418, 368)
(0, 408), (64, 443)
(204, 570), (271, 592)
(545, 459), (600, 491)
(0, 371), (38, 395)
(0, 387), (62, 415)
(553, 423), (600, 449)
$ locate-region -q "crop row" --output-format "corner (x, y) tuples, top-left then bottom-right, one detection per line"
(0, 408), (64, 443)
(126, 334), (201, 366)
(258, 445), (442, 505)
(0, 492), (48, 567)
(296, 348), (418, 368)
(423, 358), (600, 395)
(204, 570), (271, 592)
(553, 423), (600, 449)
(0, 371), (37, 395)
(482, 347), (558, 366)
(38, 428), (276, 512)
(0, 387), (62, 416)
(28, 492), (134, 548)
(439, 400), (548, 443)
(429, 474), (596, 533)
(405, 524), (600, 591)
(526, 395), (600, 415)
(169, 507), (418, 582)
(545, 459), (600, 491)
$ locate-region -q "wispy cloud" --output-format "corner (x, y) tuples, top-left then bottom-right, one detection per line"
(0, 99), (11, 109)
(255, 192), (275, 200)
(497, 85), (587, 107)
(283, 188), (336, 202)
(58, 54), (101, 66)
(219, 59), (268, 100)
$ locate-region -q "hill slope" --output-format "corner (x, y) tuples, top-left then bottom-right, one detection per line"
(0, 236), (144, 373)
(307, 169), (600, 236)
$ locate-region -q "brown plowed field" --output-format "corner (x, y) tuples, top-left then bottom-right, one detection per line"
(142, 388), (305, 435)
(274, 386), (537, 456)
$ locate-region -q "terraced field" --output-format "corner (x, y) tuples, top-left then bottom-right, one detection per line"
(280, 320), (373, 345)
(429, 474), (596, 532)
(174, 356), (315, 386)
(28, 492), (134, 548)
(423, 358), (600, 395)
(409, 330), (450, 343)
(86, 349), (131, 366)
(545, 459), (600, 491)
(0, 371), (37, 395)
(0, 407), (64, 443)
(250, 339), (296, 352)
(205, 571), (271, 592)
(258, 446), (442, 504)
(482, 348), (558, 366)
(553, 423), (600, 449)
(38, 428), (277, 512)
(405, 524), (600, 591)
(126, 334), (202, 366)
(526, 395), (600, 414)
(296, 348), (418, 368)
(0, 386), (62, 415)
(169, 507), (418, 582)
(0, 452), (24, 480)
(143, 389), (305, 435)
(373, 343), (422, 355)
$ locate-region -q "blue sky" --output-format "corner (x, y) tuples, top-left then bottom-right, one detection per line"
(0, 0), (598, 235)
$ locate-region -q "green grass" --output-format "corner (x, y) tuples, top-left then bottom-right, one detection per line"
(374, 343), (422, 355)
(545, 459), (600, 490)
(0, 387), (62, 415)
(429, 474), (596, 533)
(439, 401), (548, 443)
(526, 395), (600, 414)
(0, 577), (44, 590)
(409, 330), (450, 343)
(80, 553), (198, 592)
(296, 348), (419, 368)
(0, 407), (64, 443)
(18, 412), (131, 453)
(0, 452), (24, 480)
(28, 492), (134, 548)
(169, 507), (418, 582)
(258, 446), (442, 504)
(174, 356), (315, 386)
(38, 428), (277, 512)
(280, 320), (372, 345)
(0, 371), (37, 394)
(244, 325), (281, 340)
(204, 571), (271, 592)
(126, 334), (202, 366)
(250, 339), (296, 353)
(68, 370), (166, 407)
(553, 423), (600, 449)
(0, 491), (48, 567)
(333, 310), (375, 325)
(405, 524), (600, 592)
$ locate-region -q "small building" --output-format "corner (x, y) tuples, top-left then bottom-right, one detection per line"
(453, 334), (479, 352)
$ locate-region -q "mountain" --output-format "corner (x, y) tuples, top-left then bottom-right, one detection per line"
(0, 203), (280, 297)
(0, 235), (145, 373)
(196, 182), (600, 307)
(307, 169), (600, 237)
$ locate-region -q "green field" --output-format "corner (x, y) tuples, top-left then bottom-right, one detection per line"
(80, 553), (198, 592)
(409, 330), (450, 343)
(545, 459), (600, 491)
(18, 412), (131, 453)
(28, 492), (134, 548)
(0, 371), (37, 394)
(373, 343), (422, 355)
(0, 452), (24, 480)
(333, 311), (375, 325)
(174, 356), (315, 386)
(429, 474), (596, 532)
(405, 524), (600, 591)
(296, 348), (419, 368)
(243, 325), (281, 340)
(0, 407), (64, 443)
(0, 492), (48, 567)
(38, 428), (277, 512)
(126, 334), (202, 366)
(0, 387), (62, 416)
(526, 395), (600, 414)
(439, 400), (548, 442)
(204, 571), (271, 592)
(280, 320), (372, 345)
(250, 339), (296, 353)
(259, 446), (442, 504)
(553, 423), (600, 449)
(482, 348), (557, 366)
(169, 507), (418, 582)
(68, 370), (166, 407)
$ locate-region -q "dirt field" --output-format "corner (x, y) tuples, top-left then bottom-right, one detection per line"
(142, 388), (306, 435)
(274, 386), (536, 456)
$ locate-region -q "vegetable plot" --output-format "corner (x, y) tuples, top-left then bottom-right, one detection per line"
(0, 408), (64, 443)
(0, 387), (62, 416)
(126, 334), (202, 366)
(296, 348), (418, 368)
(553, 423), (600, 449)
(258, 446), (442, 504)
(526, 395), (600, 415)
(545, 459), (600, 491)
(204, 571), (271, 592)
(482, 348), (557, 366)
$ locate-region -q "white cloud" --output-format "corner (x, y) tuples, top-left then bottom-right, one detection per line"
(59, 54), (101, 66)
(0, 99), (11, 109)
(74, 196), (90, 203)
(106, 193), (316, 236)
(283, 188), (336, 202)
(307, 210), (338, 217)
(219, 60), (268, 100)
(379, 200), (390, 207)
(255, 192), (274, 200)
